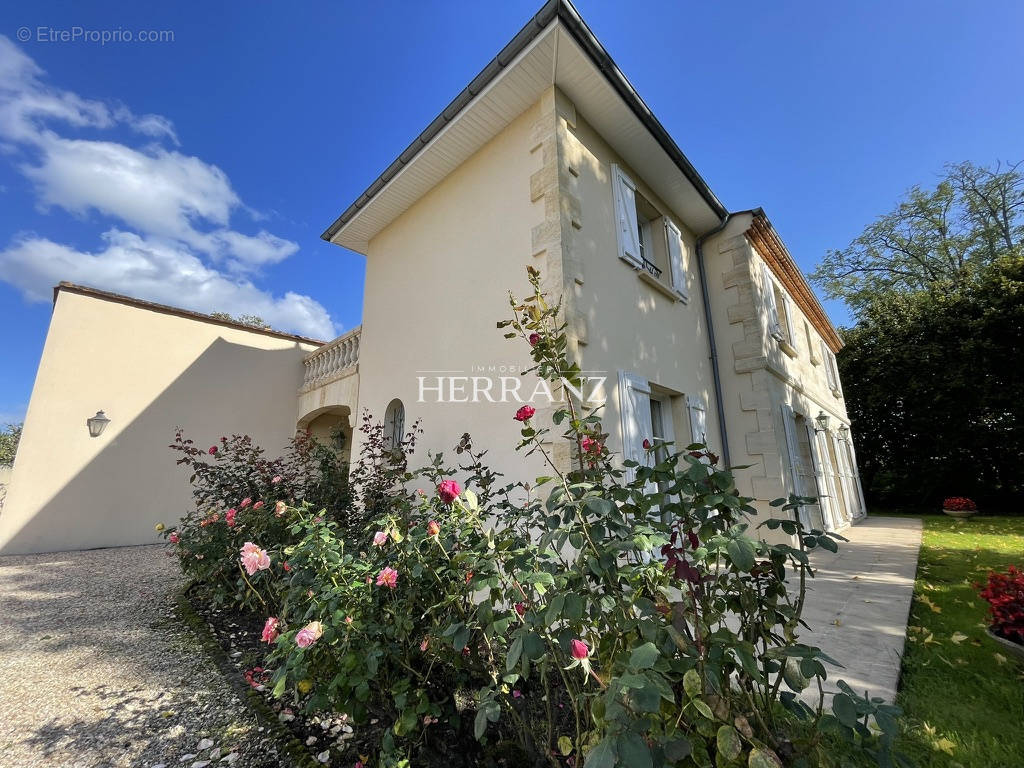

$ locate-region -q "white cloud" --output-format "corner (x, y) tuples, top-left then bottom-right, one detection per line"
(0, 230), (336, 339)
(0, 35), (337, 338)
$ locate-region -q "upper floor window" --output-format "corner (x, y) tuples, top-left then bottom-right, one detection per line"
(821, 343), (842, 397)
(805, 321), (822, 365)
(611, 164), (689, 302)
(761, 264), (796, 355)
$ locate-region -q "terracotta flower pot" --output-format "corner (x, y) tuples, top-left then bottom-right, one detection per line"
(986, 628), (1024, 662)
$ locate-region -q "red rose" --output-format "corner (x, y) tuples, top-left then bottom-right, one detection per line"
(528, 332), (541, 346)
(570, 639), (589, 659)
(642, 439), (651, 450)
(209, 446), (217, 455)
(514, 405), (536, 422)
(514, 601), (527, 617)
(438, 479), (461, 504)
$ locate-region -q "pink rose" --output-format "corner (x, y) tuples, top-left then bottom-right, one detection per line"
(241, 497), (251, 508)
(372, 531), (388, 546)
(376, 566), (399, 589)
(225, 508), (237, 527)
(240, 542), (271, 575)
(253, 500), (264, 510)
(282, 561), (291, 572)
(514, 405), (536, 422)
(570, 639), (589, 660)
(438, 479), (461, 504)
(261, 617), (280, 644)
(274, 500), (286, 517)
(295, 620), (323, 648)
(272, 475), (282, 484)
(168, 532), (180, 544)
(209, 446), (217, 455)
(420, 638), (429, 651)
(426, 520), (440, 537)
(512, 689), (522, 699)
(528, 332), (540, 346)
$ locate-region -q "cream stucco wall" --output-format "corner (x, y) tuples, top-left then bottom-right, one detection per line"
(560, 105), (723, 461)
(355, 98), (550, 488)
(0, 291), (318, 555)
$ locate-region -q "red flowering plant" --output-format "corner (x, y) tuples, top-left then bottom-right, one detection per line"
(978, 566), (1024, 644)
(943, 496), (978, 511)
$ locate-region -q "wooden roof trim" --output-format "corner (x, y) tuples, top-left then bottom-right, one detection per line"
(744, 213), (843, 352)
(52, 282), (329, 347)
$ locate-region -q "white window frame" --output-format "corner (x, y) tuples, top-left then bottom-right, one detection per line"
(685, 393), (708, 447)
(761, 264), (784, 342)
(664, 219), (689, 302)
(618, 371), (654, 483)
(611, 164), (642, 268)
(781, 404), (812, 529)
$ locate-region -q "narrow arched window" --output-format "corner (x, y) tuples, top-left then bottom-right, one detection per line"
(384, 399), (405, 450)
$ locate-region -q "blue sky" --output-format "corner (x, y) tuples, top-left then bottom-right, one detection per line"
(2, 0), (1022, 425)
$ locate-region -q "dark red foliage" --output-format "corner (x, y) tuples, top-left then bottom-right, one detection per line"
(978, 566), (1024, 644)
(943, 496), (977, 511)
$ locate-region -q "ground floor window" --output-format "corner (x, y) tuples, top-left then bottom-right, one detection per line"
(384, 398), (405, 451)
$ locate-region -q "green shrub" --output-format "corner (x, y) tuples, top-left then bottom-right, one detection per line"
(162, 429), (351, 608)
(173, 268), (909, 767)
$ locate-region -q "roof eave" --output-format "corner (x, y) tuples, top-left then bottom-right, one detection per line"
(321, 0), (726, 246)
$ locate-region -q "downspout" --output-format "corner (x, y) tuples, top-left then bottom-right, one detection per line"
(695, 213), (734, 467)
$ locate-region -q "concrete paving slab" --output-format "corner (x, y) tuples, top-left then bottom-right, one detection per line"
(797, 516), (923, 704)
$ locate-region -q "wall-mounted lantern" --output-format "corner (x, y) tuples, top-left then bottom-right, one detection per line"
(838, 424), (850, 442)
(814, 411), (830, 433)
(86, 410), (111, 438)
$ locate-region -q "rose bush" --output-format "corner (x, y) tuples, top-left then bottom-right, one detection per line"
(171, 268), (908, 767)
(160, 429), (352, 607)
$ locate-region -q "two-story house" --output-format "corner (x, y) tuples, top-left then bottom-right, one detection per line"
(0, 0), (864, 555)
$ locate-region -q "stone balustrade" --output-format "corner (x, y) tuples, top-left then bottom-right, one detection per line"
(301, 326), (360, 391)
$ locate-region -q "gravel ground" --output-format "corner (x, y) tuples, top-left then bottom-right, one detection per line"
(0, 545), (295, 768)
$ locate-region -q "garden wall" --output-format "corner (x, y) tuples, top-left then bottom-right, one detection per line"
(0, 286), (321, 555)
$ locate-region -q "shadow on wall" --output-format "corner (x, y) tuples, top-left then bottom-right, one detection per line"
(0, 338), (307, 555)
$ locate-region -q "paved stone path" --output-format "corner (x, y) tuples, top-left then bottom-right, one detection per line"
(799, 515), (923, 704)
(0, 545), (290, 768)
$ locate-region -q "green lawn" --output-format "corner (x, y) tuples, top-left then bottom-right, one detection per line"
(894, 514), (1024, 768)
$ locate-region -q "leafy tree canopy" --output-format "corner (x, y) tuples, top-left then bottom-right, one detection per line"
(838, 254), (1024, 508)
(812, 161), (1023, 316)
(0, 422), (22, 465)
(209, 312), (272, 330)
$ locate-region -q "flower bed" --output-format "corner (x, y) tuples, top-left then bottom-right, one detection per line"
(162, 269), (909, 768)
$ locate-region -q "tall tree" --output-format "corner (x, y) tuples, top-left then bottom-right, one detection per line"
(838, 255), (1024, 509)
(812, 161), (1023, 315)
(0, 423), (22, 465)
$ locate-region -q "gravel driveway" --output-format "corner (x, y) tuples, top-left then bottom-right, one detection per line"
(0, 545), (292, 768)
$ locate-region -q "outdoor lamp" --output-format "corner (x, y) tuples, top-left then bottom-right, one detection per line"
(86, 410), (110, 437)
(838, 424), (850, 441)
(815, 411), (830, 433)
